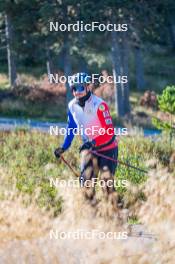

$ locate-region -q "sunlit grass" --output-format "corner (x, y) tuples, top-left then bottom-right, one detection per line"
(1, 130), (174, 218)
(0, 74), (10, 90)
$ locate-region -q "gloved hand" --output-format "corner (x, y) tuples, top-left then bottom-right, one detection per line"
(54, 147), (64, 159)
(79, 141), (95, 153)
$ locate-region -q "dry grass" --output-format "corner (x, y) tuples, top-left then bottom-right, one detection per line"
(0, 167), (174, 263)
(0, 200), (52, 244)
(0, 131), (174, 263)
(135, 166), (175, 263)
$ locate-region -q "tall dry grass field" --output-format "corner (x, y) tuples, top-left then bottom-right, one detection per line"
(0, 130), (174, 263)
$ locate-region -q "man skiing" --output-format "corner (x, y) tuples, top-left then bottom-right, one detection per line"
(54, 72), (118, 206)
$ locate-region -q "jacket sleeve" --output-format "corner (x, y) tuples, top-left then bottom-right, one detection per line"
(61, 109), (77, 151)
(93, 102), (115, 146)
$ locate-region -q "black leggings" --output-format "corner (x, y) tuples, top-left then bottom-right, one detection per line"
(95, 147), (118, 175)
(80, 147), (118, 187)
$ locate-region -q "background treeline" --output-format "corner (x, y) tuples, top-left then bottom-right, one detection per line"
(0, 0), (175, 117)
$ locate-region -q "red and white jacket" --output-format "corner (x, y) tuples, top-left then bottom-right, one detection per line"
(62, 93), (117, 151)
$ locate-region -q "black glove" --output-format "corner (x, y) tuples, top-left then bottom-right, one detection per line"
(54, 147), (64, 159)
(79, 141), (95, 153)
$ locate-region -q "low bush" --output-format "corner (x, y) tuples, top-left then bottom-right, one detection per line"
(1, 130), (174, 217)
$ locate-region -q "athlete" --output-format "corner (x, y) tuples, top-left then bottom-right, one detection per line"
(54, 72), (118, 206)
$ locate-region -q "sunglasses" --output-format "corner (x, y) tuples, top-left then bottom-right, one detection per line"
(72, 85), (86, 93)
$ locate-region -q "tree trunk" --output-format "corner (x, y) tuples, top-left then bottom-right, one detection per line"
(61, 4), (72, 104)
(5, 12), (17, 88)
(120, 33), (130, 115)
(46, 41), (54, 76)
(78, 31), (87, 72)
(62, 34), (72, 104)
(111, 30), (124, 117)
(168, 9), (175, 50)
(169, 24), (175, 50)
(134, 46), (145, 91)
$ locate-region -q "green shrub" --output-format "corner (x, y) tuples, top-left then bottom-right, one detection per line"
(1, 130), (174, 217)
(152, 85), (175, 146)
(0, 130), (63, 216)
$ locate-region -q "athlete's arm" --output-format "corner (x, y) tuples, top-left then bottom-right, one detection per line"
(93, 102), (115, 146)
(61, 109), (77, 151)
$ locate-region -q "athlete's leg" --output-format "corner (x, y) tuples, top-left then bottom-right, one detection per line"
(98, 147), (118, 207)
(80, 149), (99, 201)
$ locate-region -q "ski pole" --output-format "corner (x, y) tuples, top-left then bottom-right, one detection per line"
(59, 151), (148, 177)
(60, 155), (79, 177)
(90, 150), (148, 174)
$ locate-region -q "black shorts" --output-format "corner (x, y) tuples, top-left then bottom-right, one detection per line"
(94, 147), (118, 175)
